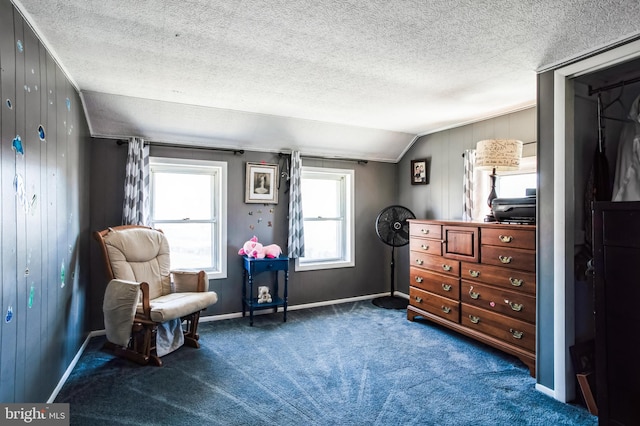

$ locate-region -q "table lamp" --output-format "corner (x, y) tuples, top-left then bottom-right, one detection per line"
(475, 139), (523, 222)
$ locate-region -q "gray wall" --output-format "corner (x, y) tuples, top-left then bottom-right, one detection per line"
(395, 107), (537, 296)
(89, 140), (398, 330)
(0, 0), (92, 402)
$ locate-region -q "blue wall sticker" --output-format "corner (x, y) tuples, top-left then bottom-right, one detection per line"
(60, 262), (65, 288)
(12, 135), (24, 155)
(5, 305), (13, 323)
(38, 125), (45, 141)
(16, 39), (23, 52)
(28, 286), (35, 308)
(6, 98), (12, 109)
(65, 98), (70, 111)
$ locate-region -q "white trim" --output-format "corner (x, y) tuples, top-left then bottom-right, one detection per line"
(11, 1), (80, 91)
(535, 383), (557, 399)
(295, 167), (355, 272)
(47, 331), (103, 403)
(551, 38), (640, 402)
(149, 157), (228, 280)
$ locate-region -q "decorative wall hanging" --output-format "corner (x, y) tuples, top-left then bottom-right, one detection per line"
(245, 162), (279, 204)
(411, 159), (428, 185)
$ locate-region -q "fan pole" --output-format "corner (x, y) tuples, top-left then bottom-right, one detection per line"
(390, 246), (395, 295)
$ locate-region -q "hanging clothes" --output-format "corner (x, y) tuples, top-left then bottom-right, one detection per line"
(612, 93), (640, 201)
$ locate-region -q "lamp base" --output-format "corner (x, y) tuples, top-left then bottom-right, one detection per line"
(484, 213), (497, 222)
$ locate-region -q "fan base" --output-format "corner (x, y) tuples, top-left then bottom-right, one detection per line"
(372, 296), (408, 310)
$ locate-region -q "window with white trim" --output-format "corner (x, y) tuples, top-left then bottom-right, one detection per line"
(296, 167), (354, 271)
(150, 157), (227, 279)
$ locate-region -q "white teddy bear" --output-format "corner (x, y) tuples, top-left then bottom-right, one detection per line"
(257, 286), (272, 304)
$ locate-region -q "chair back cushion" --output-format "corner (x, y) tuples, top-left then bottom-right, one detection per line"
(103, 227), (171, 299)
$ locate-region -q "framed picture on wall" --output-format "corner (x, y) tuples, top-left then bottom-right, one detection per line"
(411, 159), (428, 185)
(245, 162), (279, 204)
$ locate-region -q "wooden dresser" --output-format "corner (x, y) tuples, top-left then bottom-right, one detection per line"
(407, 219), (536, 376)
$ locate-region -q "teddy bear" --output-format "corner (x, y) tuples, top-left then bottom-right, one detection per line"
(257, 286), (272, 304)
(238, 236), (282, 259)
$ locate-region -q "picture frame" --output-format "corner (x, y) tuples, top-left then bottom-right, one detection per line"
(245, 162), (279, 204)
(411, 159), (428, 185)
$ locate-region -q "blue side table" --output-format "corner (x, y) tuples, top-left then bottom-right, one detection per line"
(242, 255), (289, 326)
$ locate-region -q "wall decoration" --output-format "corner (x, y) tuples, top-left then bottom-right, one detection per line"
(245, 162), (279, 204)
(28, 286), (35, 308)
(5, 306), (13, 323)
(6, 98), (12, 109)
(12, 135), (24, 155)
(65, 98), (71, 111)
(60, 262), (65, 288)
(16, 39), (23, 52)
(411, 159), (428, 185)
(38, 125), (45, 141)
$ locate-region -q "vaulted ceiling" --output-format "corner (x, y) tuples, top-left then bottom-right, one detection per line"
(12, 1), (640, 162)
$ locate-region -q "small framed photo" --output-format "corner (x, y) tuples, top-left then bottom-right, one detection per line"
(245, 162), (279, 204)
(411, 159), (428, 185)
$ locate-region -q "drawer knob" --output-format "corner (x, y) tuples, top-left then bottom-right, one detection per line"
(415, 259), (424, 265)
(509, 277), (523, 287)
(441, 283), (452, 291)
(498, 255), (512, 264)
(469, 315), (480, 324)
(506, 300), (523, 312)
(415, 296), (423, 303)
(499, 235), (513, 243)
(442, 264), (452, 272)
(415, 276), (423, 283)
(509, 328), (524, 339)
(421, 244), (429, 250)
(421, 229), (430, 234)
(469, 270), (480, 278)
(441, 306), (451, 314)
(468, 287), (480, 300)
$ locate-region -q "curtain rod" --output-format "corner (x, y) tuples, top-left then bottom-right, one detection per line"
(278, 152), (368, 165)
(588, 75), (640, 96)
(116, 139), (244, 155)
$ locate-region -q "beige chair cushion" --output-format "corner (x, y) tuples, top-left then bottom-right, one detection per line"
(139, 291), (219, 323)
(103, 279), (141, 347)
(104, 227), (171, 299)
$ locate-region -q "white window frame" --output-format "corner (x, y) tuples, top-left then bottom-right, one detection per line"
(149, 157), (227, 279)
(296, 166), (355, 272)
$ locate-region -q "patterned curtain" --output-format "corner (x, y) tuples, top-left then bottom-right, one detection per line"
(287, 151), (305, 258)
(122, 137), (150, 226)
(462, 149), (475, 221)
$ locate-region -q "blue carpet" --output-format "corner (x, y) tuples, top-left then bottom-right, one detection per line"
(56, 301), (596, 425)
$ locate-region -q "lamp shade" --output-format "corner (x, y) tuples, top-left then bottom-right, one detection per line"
(475, 139), (523, 171)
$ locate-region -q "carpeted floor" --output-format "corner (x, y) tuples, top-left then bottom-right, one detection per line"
(55, 301), (597, 425)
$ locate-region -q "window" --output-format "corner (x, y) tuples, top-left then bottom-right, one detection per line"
(296, 167), (354, 271)
(497, 155), (537, 198)
(150, 157), (227, 279)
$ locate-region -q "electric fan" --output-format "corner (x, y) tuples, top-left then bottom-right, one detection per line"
(372, 205), (416, 309)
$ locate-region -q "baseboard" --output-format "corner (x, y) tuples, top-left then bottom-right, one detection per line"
(50, 293), (393, 401)
(47, 330), (103, 403)
(535, 383), (556, 399)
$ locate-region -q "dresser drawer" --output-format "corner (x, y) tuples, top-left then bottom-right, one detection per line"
(460, 281), (535, 324)
(481, 227), (535, 250)
(460, 261), (536, 295)
(409, 239), (442, 256)
(410, 267), (460, 299)
(481, 245), (535, 272)
(410, 222), (442, 239)
(410, 252), (460, 277)
(461, 304), (535, 352)
(410, 287), (459, 323)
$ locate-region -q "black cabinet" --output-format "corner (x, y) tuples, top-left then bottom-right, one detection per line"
(242, 255), (289, 326)
(592, 201), (640, 425)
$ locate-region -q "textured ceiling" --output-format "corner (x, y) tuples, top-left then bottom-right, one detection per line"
(12, 0), (640, 161)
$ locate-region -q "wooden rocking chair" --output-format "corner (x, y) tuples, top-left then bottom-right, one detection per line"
(94, 225), (218, 366)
